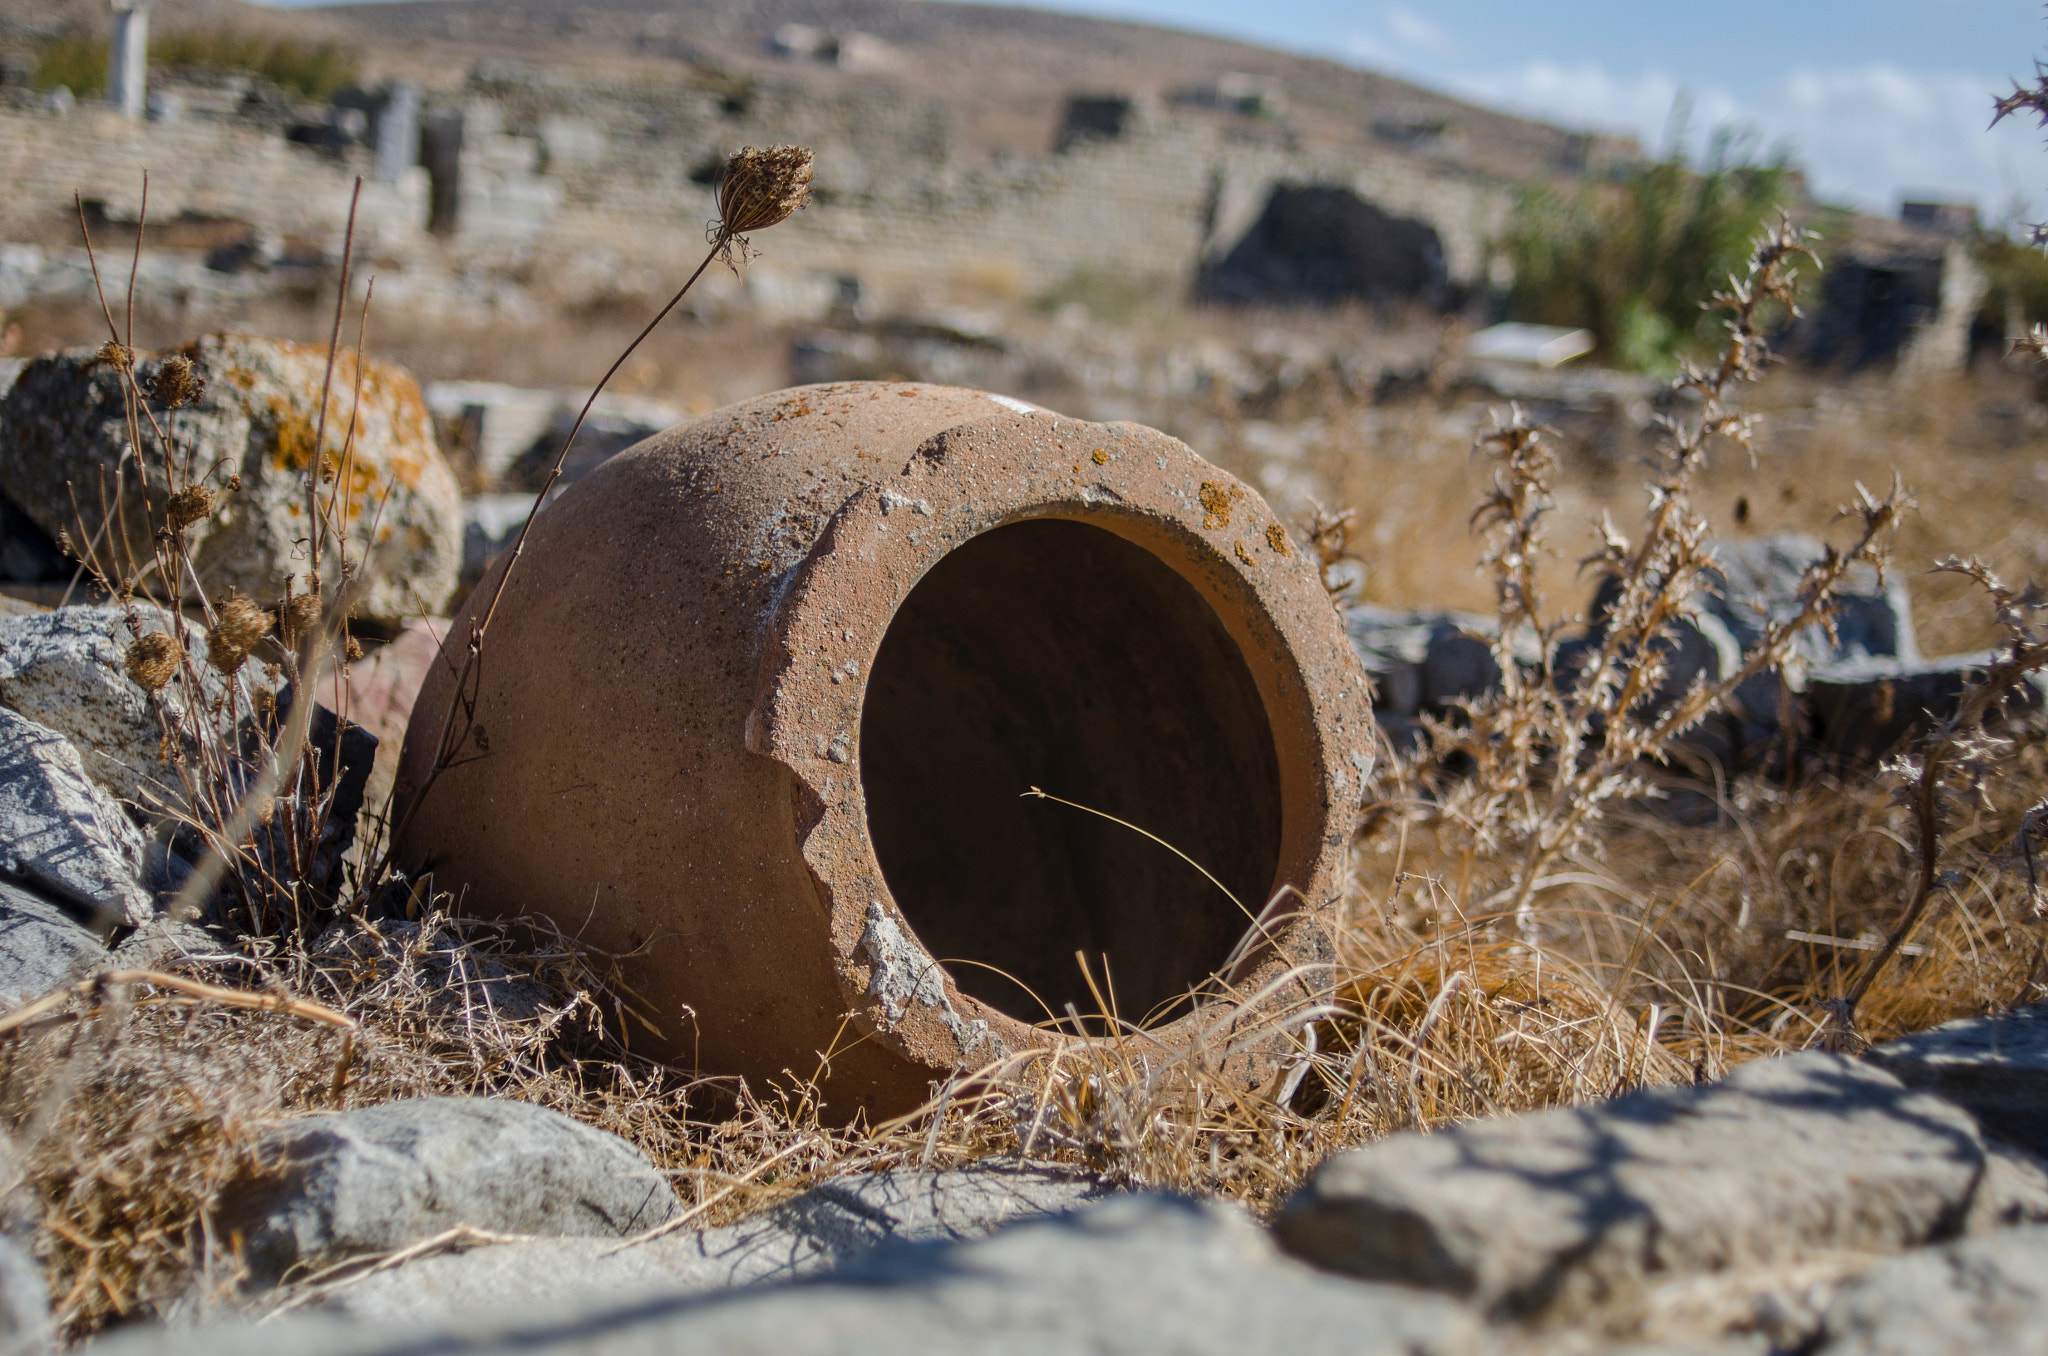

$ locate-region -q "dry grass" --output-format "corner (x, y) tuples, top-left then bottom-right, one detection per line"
(1196, 360), (2048, 660)
(20, 747), (2043, 1342)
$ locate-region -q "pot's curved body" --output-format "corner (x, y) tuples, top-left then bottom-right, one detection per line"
(396, 383), (1376, 1119)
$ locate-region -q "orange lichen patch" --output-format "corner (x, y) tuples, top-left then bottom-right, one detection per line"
(1199, 480), (1244, 530)
(1235, 540), (1256, 566)
(1092, 448), (1110, 466)
(1266, 523), (1290, 555)
(267, 398), (320, 472)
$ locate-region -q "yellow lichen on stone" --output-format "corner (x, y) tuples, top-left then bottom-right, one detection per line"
(1266, 523), (1289, 554)
(1234, 540), (1255, 566)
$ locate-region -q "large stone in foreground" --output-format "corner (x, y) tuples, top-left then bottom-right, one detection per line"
(89, 1196), (1483, 1356)
(308, 1162), (1115, 1322)
(214, 1097), (681, 1287)
(0, 704), (152, 932)
(1869, 1004), (2048, 1158)
(1814, 1224), (2048, 1356)
(0, 880), (104, 1011)
(1274, 1053), (1985, 1323)
(0, 335), (461, 621)
(0, 606), (215, 807)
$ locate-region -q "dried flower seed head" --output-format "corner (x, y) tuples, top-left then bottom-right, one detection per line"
(123, 631), (179, 692)
(344, 635), (363, 662)
(716, 145), (814, 238)
(95, 341), (133, 370)
(284, 593), (321, 641)
(207, 595), (272, 673)
(148, 354), (204, 408)
(164, 486), (215, 533)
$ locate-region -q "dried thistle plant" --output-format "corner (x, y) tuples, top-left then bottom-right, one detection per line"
(205, 595), (271, 675)
(58, 176), (379, 942)
(1383, 218), (1907, 937)
(386, 144), (818, 881)
(147, 353), (204, 408)
(715, 145), (815, 244)
(122, 630), (180, 692)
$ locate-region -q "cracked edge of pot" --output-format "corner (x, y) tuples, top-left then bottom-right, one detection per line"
(744, 406), (1378, 1084)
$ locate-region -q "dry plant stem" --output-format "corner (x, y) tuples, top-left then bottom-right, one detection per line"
(0, 969), (354, 1037)
(1842, 748), (1948, 1016)
(306, 178), (363, 601)
(1840, 559), (2048, 1016)
(377, 236), (729, 881)
(599, 1135), (811, 1254)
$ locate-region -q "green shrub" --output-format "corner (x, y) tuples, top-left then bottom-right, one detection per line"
(152, 27), (362, 102)
(1502, 131), (1794, 371)
(34, 31), (107, 96)
(33, 26), (361, 103)
(1974, 231), (2048, 331)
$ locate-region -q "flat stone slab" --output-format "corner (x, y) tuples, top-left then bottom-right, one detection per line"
(0, 879), (106, 1010)
(1812, 1223), (2048, 1356)
(0, 703), (152, 932)
(1274, 1052), (1985, 1324)
(1868, 1004), (2048, 1157)
(215, 1097), (681, 1288)
(90, 1195), (1484, 1356)
(306, 1162), (1117, 1323)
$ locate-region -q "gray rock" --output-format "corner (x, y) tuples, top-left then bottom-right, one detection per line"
(90, 1195), (1483, 1356)
(1966, 1140), (2048, 1234)
(1869, 1003), (2048, 1158)
(1274, 1052), (1984, 1323)
(107, 915), (227, 972)
(0, 606), (214, 807)
(460, 493), (535, 587)
(507, 393), (679, 490)
(0, 1233), (51, 1356)
(308, 1162), (1116, 1322)
(0, 705), (151, 932)
(1704, 532), (1919, 666)
(214, 1097), (681, 1288)
(1813, 1224), (2048, 1356)
(1807, 653), (2047, 762)
(0, 880), (104, 1011)
(1344, 605), (1507, 717)
(0, 337), (461, 623)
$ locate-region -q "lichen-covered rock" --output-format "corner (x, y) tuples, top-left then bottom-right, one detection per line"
(0, 606), (214, 807)
(0, 335), (460, 621)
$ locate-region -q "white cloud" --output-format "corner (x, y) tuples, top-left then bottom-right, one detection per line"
(1384, 7), (1460, 60)
(1343, 5), (1462, 73)
(1450, 58), (2048, 223)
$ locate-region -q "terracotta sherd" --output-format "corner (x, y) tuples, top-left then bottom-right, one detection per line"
(396, 382), (1375, 1119)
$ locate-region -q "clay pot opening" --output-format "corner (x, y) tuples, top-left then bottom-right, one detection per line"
(859, 516), (1285, 1032)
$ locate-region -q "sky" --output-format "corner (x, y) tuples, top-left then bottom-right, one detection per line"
(1028, 0), (2048, 225)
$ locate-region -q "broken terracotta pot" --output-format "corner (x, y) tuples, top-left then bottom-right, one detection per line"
(395, 383), (1376, 1119)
